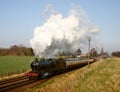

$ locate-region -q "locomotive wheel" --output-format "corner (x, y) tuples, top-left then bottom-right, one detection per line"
(34, 76), (38, 80)
(29, 76), (33, 80)
(29, 76), (38, 80)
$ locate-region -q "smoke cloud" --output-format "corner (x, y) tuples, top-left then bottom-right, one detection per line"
(30, 5), (99, 58)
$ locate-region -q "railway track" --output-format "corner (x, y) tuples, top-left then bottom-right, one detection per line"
(0, 76), (26, 85)
(0, 76), (35, 92)
(0, 76), (50, 92)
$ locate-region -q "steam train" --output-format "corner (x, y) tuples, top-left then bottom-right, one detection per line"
(26, 57), (96, 80)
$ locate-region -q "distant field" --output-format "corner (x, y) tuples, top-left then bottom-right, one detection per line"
(0, 56), (34, 77)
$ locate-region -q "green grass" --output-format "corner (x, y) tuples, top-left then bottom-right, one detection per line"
(0, 56), (34, 77)
(73, 59), (120, 92)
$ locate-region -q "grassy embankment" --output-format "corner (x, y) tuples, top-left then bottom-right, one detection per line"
(24, 58), (120, 92)
(0, 56), (33, 79)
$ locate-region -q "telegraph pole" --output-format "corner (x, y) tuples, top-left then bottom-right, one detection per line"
(88, 36), (91, 67)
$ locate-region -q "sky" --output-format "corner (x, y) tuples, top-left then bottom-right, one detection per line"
(0, 0), (120, 54)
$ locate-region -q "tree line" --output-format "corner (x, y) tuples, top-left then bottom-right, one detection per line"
(112, 51), (120, 57)
(0, 44), (119, 58)
(0, 45), (34, 56)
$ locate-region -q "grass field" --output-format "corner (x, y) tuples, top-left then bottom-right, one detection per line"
(0, 56), (34, 77)
(73, 58), (120, 92)
(24, 58), (120, 92)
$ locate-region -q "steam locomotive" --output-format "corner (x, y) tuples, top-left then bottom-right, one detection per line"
(26, 57), (96, 80)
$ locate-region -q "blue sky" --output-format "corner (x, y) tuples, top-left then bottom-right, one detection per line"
(0, 0), (120, 53)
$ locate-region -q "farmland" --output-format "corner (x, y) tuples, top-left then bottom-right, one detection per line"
(0, 56), (33, 77)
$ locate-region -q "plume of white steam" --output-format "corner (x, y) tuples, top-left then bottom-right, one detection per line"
(30, 5), (99, 58)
